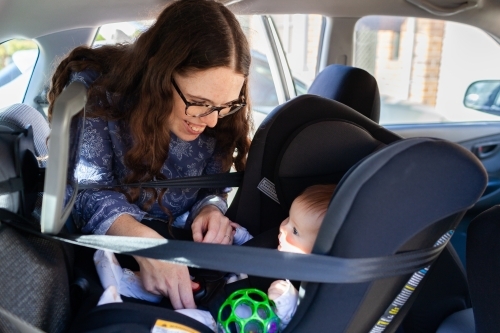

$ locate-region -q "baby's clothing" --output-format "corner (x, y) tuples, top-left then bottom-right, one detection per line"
(271, 280), (299, 330)
(94, 250), (163, 303)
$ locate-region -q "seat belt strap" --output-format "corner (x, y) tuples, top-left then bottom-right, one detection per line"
(0, 208), (449, 284)
(77, 172), (244, 190)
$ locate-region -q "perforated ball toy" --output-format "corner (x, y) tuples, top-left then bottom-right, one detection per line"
(217, 288), (280, 333)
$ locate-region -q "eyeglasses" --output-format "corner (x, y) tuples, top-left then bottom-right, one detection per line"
(171, 78), (246, 118)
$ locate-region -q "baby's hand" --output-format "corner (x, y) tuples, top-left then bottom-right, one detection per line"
(268, 280), (289, 300)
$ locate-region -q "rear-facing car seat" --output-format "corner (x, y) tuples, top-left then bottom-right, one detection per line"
(225, 94), (486, 332)
(306, 64), (472, 332)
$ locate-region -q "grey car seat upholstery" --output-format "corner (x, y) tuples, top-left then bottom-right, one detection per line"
(226, 95), (486, 332)
(226, 94), (400, 236)
(307, 64), (380, 122)
(307, 64), (474, 332)
(286, 137), (486, 333)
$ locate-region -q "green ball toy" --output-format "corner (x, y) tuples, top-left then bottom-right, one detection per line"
(217, 288), (280, 333)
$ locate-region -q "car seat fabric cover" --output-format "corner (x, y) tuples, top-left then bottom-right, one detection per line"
(285, 138), (486, 333)
(307, 64), (380, 122)
(230, 94), (400, 236)
(466, 205), (500, 333)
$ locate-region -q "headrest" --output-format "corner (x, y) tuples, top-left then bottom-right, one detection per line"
(0, 129), (20, 213)
(315, 138), (487, 258)
(307, 65), (380, 123)
(260, 95), (397, 210)
(0, 104), (48, 217)
(0, 103), (50, 167)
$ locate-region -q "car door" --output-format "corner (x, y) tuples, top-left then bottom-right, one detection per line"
(353, 15), (500, 264)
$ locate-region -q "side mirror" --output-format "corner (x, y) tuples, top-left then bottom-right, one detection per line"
(464, 80), (500, 115)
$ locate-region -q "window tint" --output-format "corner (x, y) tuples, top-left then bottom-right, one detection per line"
(0, 39), (38, 110)
(354, 16), (500, 125)
(271, 14), (325, 95)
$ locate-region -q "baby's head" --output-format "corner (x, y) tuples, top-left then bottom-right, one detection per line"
(278, 184), (336, 254)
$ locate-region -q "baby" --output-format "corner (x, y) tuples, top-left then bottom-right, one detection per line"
(95, 184), (336, 331)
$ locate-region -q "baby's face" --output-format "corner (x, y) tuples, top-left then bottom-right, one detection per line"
(278, 198), (323, 254)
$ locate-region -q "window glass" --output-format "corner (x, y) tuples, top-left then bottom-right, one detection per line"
(271, 14), (325, 95)
(354, 16), (500, 125)
(0, 39), (38, 110)
(93, 17), (280, 121)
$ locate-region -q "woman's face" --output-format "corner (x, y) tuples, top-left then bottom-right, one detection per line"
(170, 67), (246, 141)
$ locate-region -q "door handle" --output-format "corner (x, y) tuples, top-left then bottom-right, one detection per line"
(472, 142), (500, 159)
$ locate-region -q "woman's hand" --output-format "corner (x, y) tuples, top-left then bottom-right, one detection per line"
(191, 205), (234, 244)
(134, 256), (198, 309)
(107, 214), (197, 309)
(268, 280), (290, 301)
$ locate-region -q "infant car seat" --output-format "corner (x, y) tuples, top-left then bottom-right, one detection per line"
(227, 95), (485, 332)
(283, 136), (485, 332)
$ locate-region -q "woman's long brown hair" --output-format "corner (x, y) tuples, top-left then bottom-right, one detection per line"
(47, 0), (252, 212)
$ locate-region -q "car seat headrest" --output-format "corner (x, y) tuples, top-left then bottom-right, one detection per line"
(276, 120), (383, 209)
(232, 94), (400, 235)
(314, 138), (487, 257)
(308, 65), (380, 123)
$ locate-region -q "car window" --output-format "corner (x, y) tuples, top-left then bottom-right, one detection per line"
(0, 39), (38, 110)
(94, 17), (280, 123)
(354, 16), (500, 125)
(271, 14), (325, 95)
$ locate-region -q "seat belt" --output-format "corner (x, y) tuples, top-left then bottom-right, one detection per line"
(77, 172), (244, 190)
(0, 208), (449, 284)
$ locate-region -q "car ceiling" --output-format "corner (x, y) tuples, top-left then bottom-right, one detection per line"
(0, 0), (500, 43)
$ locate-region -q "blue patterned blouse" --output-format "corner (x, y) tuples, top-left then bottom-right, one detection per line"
(69, 71), (229, 235)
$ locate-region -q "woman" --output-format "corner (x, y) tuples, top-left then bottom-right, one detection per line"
(47, 0), (252, 310)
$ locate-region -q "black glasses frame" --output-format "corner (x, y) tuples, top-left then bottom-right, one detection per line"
(171, 78), (246, 118)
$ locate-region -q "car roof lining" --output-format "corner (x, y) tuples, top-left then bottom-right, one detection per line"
(1, 0), (500, 42)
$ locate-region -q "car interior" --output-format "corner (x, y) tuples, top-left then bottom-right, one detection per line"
(2, 0), (500, 332)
